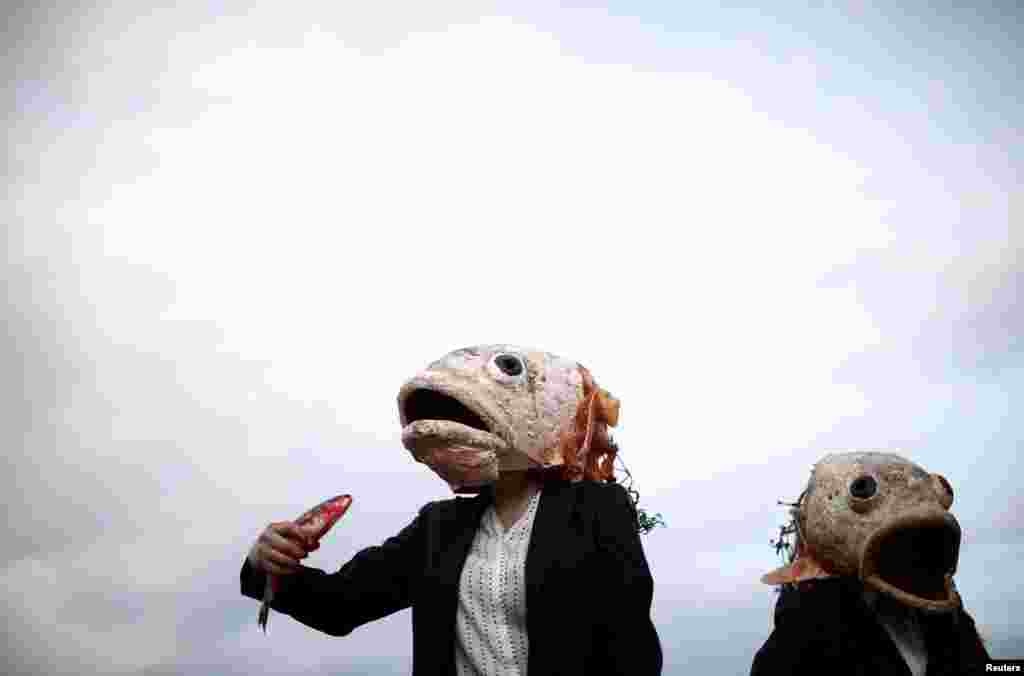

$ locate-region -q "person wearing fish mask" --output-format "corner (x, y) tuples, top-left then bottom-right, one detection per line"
(751, 451), (990, 676)
(240, 345), (662, 676)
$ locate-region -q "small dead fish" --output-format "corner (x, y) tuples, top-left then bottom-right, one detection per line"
(259, 494), (353, 632)
(763, 451), (961, 612)
(397, 345), (620, 493)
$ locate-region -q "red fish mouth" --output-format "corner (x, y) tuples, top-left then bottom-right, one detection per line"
(860, 512), (961, 612)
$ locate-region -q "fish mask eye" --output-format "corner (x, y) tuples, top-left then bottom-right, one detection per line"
(492, 353), (525, 378)
(850, 475), (878, 500)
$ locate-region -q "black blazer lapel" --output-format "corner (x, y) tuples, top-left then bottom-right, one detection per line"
(431, 492), (492, 675)
(438, 492), (492, 589)
(855, 595), (914, 676)
(525, 480), (579, 668)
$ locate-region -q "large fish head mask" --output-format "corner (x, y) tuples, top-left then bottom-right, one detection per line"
(762, 451), (961, 612)
(397, 345), (619, 493)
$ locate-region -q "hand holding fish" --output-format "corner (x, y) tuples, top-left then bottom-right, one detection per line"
(253, 494), (353, 632)
(248, 521), (316, 576)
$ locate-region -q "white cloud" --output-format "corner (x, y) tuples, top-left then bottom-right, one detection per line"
(60, 17), (889, 496)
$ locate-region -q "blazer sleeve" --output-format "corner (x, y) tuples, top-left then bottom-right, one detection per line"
(240, 502), (430, 637)
(750, 585), (814, 675)
(593, 483), (663, 675)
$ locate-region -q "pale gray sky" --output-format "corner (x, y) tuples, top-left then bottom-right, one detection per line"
(4, 2), (1021, 673)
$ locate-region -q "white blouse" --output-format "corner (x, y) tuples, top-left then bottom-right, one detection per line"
(455, 487), (543, 676)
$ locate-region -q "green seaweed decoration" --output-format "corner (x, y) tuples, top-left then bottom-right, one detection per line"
(611, 440), (666, 535)
(768, 490), (806, 590)
(636, 507), (668, 535)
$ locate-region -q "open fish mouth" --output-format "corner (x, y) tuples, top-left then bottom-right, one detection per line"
(398, 386), (509, 453)
(860, 512), (962, 612)
(402, 388), (490, 431)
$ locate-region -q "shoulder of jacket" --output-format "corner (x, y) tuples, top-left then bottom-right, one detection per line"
(586, 479), (630, 499)
(573, 479), (632, 511)
(417, 494), (483, 518)
(417, 498), (446, 515)
(575, 478), (617, 492)
(777, 578), (863, 623)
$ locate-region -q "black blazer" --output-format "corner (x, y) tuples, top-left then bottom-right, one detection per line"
(240, 479), (662, 676)
(750, 578), (990, 676)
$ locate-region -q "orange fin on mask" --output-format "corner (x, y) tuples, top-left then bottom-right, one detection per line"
(557, 367), (619, 483)
(596, 389), (619, 427)
(761, 553), (833, 585)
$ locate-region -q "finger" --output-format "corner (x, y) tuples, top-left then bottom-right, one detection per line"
(261, 522), (298, 549)
(259, 531), (295, 559)
(276, 522), (315, 549)
(253, 547), (294, 576)
(262, 546), (303, 571)
(257, 540), (300, 564)
(264, 531), (309, 560)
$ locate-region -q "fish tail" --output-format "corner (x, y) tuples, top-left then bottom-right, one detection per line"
(258, 601), (269, 632)
(258, 576), (274, 633)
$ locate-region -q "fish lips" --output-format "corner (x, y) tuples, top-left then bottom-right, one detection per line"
(859, 511), (962, 613)
(400, 419), (509, 455)
(400, 418), (510, 492)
